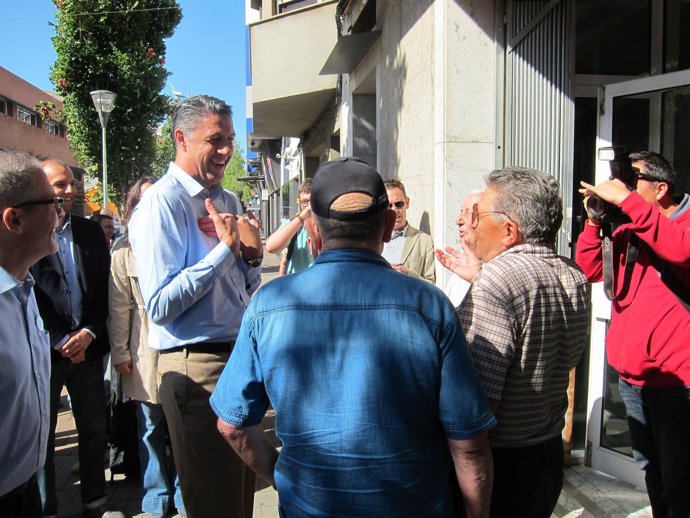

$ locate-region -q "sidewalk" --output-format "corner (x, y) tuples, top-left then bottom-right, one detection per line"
(50, 252), (652, 517)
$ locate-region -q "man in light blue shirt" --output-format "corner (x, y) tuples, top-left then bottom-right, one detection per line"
(129, 95), (262, 518)
(0, 151), (61, 518)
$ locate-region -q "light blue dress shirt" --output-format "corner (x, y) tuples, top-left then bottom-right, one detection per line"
(55, 215), (83, 328)
(0, 267), (50, 496)
(129, 162), (261, 350)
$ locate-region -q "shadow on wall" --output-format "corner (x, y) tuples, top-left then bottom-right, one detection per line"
(378, 0), (497, 233)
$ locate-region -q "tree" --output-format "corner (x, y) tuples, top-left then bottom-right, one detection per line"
(222, 142), (254, 206)
(50, 0), (181, 205)
(152, 115), (175, 177)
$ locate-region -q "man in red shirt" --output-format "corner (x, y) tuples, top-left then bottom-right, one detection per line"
(577, 151), (690, 518)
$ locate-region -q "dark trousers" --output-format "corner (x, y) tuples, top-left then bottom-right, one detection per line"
(489, 436), (564, 518)
(618, 378), (690, 518)
(0, 475), (42, 518)
(38, 357), (108, 514)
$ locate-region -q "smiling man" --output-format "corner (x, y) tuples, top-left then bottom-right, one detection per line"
(30, 159), (118, 518)
(129, 95), (262, 518)
(0, 151), (60, 518)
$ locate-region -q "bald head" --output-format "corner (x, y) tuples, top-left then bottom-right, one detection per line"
(43, 159), (77, 217)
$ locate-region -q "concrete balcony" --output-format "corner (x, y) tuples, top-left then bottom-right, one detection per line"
(249, 0), (338, 139)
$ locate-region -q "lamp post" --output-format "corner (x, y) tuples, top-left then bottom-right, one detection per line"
(90, 90), (117, 213)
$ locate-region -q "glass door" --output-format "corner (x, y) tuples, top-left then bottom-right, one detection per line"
(586, 69), (690, 488)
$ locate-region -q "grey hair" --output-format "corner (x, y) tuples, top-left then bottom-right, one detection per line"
(486, 166), (563, 245)
(172, 95), (233, 145)
(0, 151), (43, 209)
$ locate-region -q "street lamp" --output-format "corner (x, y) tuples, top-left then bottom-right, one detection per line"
(90, 90), (117, 213)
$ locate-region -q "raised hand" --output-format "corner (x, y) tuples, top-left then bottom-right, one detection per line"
(205, 198), (241, 255)
(237, 211), (263, 260)
(579, 179), (631, 207)
(434, 244), (481, 282)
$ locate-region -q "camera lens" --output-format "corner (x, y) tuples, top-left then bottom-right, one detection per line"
(586, 196), (607, 219)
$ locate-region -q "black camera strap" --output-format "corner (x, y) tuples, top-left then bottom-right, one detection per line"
(285, 232), (299, 263)
(602, 234), (636, 301)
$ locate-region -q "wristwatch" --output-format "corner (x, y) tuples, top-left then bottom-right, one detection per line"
(244, 256), (264, 268)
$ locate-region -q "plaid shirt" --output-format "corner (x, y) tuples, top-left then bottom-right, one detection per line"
(459, 243), (589, 447)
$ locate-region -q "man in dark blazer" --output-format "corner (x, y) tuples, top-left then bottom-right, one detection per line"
(30, 160), (123, 518)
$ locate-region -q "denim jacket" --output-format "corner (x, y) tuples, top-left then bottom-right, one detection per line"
(212, 248), (495, 517)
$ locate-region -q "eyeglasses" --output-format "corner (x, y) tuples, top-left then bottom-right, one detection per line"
(298, 197), (310, 208)
(470, 202), (511, 229)
(12, 197), (64, 211)
(389, 201), (406, 209)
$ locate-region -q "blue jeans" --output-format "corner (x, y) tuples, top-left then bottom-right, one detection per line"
(39, 357), (108, 514)
(137, 402), (184, 515)
(618, 379), (690, 518)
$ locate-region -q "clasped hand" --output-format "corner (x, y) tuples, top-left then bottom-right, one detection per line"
(198, 199), (263, 259)
(59, 329), (93, 364)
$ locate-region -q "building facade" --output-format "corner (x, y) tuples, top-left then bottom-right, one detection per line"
(246, 0), (690, 488)
(0, 66), (89, 215)
(0, 66), (76, 164)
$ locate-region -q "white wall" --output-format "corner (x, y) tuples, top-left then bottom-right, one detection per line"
(344, 0), (499, 287)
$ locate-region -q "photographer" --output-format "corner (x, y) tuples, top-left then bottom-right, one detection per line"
(576, 151), (690, 518)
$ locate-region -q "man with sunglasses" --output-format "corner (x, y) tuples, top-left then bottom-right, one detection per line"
(0, 151), (62, 518)
(458, 167), (589, 518)
(29, 160), (121, 518)
(382, 179), (436, 282)
(577, 151), (690, 518)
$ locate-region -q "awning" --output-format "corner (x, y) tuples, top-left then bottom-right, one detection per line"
(320, 31), (381, 75)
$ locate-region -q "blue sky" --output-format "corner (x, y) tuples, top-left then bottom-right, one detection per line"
(0, 0), (249, 151)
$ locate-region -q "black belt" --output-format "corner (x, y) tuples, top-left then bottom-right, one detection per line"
(160, 341), (235, 355)
(0, 473), (36, 502)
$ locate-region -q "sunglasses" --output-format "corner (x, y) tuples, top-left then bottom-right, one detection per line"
(632, 173), (663, 185)
(12, 197), (64, 211)
(389, 201), (406, 209)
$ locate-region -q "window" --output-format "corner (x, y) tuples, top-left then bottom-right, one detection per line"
(17, 106), (37, 126)
(46, 119), (60, 135)
(0, 97), (7, 116)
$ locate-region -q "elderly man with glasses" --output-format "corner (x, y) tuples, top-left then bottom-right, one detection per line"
(30, 160), (121, 518)
(0, 151), (62, 518)
(381, 179), (436, 282)
(577, 151), (690, 518)
(439, 166), (589, 518)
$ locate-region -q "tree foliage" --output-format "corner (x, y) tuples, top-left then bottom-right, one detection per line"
(50, 0), (181, 205)
(222, 142), (254, 207)
(152, 115), (175, 177)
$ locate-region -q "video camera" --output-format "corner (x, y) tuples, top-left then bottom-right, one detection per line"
(585, 146), (636, 229)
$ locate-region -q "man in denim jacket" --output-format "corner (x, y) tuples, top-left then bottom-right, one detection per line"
(211, 157), (496, 518)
